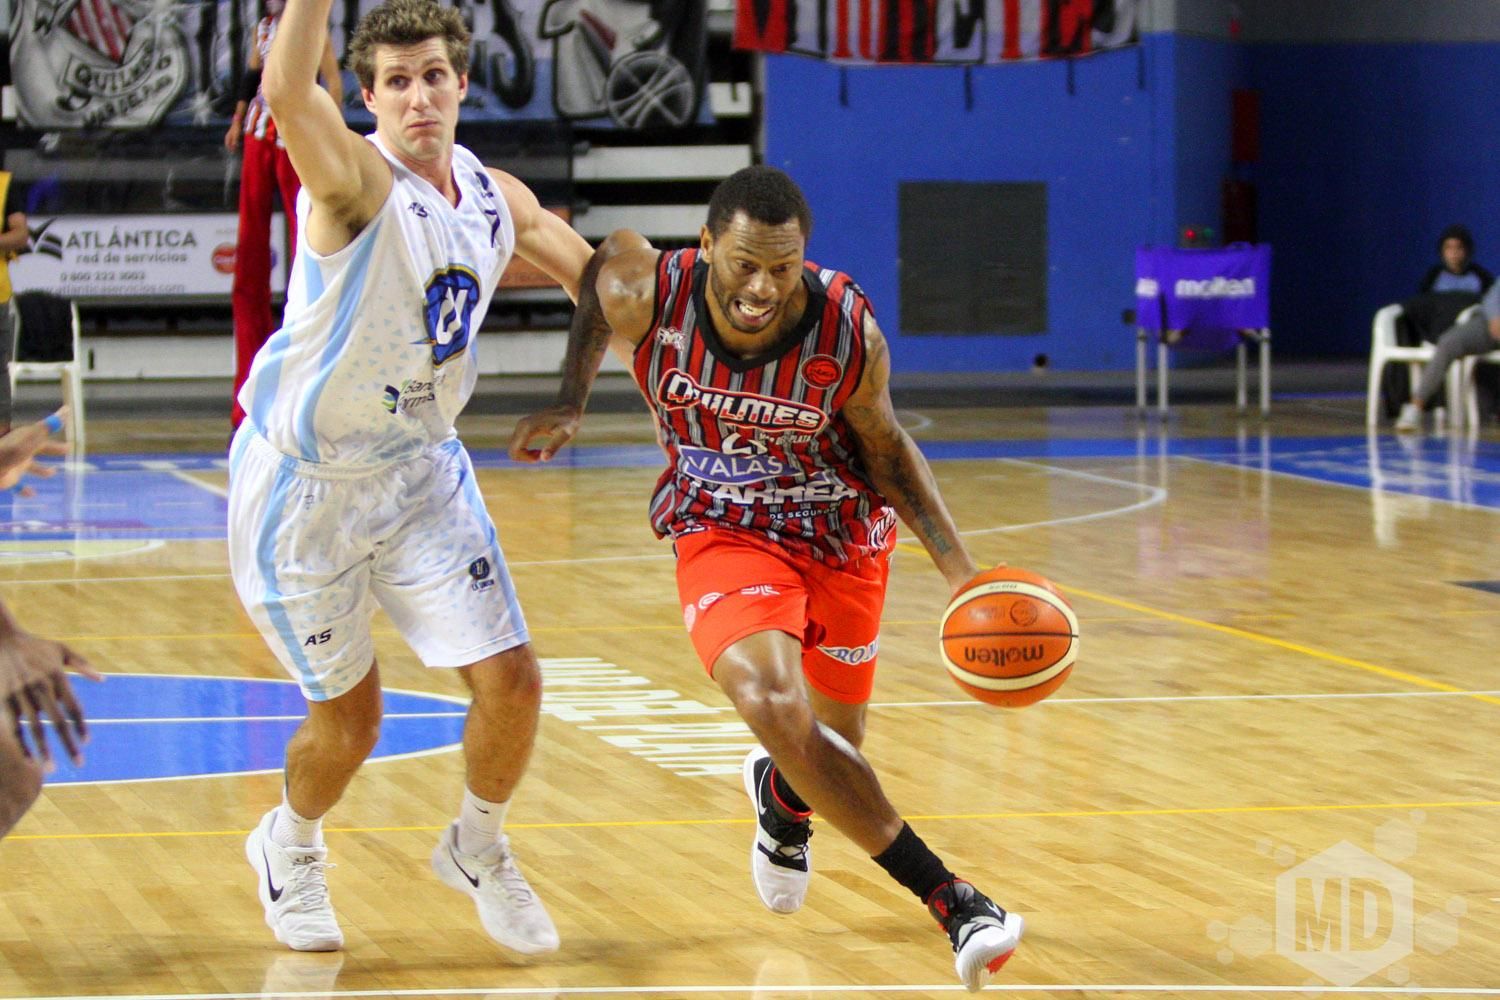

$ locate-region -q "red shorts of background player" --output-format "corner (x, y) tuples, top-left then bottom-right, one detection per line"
(674, 523), (895, 705)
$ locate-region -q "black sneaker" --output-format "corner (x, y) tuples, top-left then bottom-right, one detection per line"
(927, 879), (1024, 992)
(741, 747), (812, 913)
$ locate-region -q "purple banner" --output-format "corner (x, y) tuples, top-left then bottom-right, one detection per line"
(1135, 244), (1271, 342)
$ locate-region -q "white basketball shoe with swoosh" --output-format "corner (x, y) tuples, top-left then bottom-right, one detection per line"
(431, 822), (560, 954)
(245, 809), (343, 952)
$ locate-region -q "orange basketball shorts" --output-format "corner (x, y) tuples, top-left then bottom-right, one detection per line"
(673, 524), (895, 704)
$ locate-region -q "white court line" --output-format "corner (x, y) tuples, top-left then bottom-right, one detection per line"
(0, 572), (231, 585)
(47, 742), (463, 788)
(14, 983), (1499, 999)
(78, 712), (468, 724)
(871, 688), (1500, 708)
(172, 468), (228, 499)
(1177, 453), (1500, 515)
(964, 459), (1166, 536)
(895, 408), (934, 431)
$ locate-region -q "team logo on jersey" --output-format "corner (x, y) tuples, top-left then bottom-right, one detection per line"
(382, 385), (400, 413)
(421, 267), (482, 367)
(657, 368), (826, 432)
(656, 325), (686, 348)
(800, 355), (843, 390)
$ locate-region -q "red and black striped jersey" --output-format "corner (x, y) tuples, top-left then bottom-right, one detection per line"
(631, 248), (896, 566)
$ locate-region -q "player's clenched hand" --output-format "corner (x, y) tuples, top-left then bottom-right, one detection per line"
(507, 405), (581, 463)
(0, 619), (100, 768)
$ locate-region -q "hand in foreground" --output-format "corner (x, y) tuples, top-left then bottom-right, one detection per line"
(0, 409), (69, 496)
(0, 621), (101, 769)
(507, 405), (581, 463)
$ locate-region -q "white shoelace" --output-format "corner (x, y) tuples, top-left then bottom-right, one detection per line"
(283, 860), (335, 912)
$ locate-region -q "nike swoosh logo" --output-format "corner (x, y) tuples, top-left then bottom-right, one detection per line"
(449, 846), (480, 887)
(263, 846), (284, 902)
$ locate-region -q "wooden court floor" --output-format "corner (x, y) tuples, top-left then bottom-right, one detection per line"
(1, 399), (1498, 999)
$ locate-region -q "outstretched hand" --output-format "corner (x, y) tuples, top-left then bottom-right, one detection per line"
(0, 409), (69, 496)
(0, 619), (100, 769)
(507, 405), (582, 463)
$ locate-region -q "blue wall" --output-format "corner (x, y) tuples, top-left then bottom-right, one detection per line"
(764, 33), (1253, 373)
(1248, 42), (1500, 357)
(765, 37), (1172, 374)
(766, 29), (1500, 368)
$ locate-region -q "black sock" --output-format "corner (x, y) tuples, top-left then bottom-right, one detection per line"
(768, 765), (812, 818)
(872, 822), (954, 902)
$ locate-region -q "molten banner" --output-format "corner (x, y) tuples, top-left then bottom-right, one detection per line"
(734, 0), (1137, 64)
(1134, 244), (1272, 344)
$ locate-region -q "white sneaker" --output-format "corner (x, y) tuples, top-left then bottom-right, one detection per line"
(742, 747), (813, 914)
(245, 809), (343, 952)
(432, 822), (559, 954)
(927, 879), (1024, 992)
(1394, 403), (1422, 433)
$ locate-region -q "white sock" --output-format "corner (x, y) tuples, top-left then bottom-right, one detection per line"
(457, 788), (509, 855)
(271, 793), (323, 848)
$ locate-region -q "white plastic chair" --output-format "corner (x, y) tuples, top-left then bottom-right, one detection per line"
(1451, 304), (1500, 429)
(1365, 303), (1462, 429)
(8, 292), (85, 453)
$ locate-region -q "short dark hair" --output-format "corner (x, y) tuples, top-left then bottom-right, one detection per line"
(349, 0), (470, 92)
(706, 166), (813, 239)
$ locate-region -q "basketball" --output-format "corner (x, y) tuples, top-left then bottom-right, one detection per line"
(939, 567), (1078, 708)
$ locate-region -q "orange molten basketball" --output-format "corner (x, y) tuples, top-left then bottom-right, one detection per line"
(939, 567), (1078, 708)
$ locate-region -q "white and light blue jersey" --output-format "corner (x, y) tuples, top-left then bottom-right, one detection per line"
(238, 135), (515, 467)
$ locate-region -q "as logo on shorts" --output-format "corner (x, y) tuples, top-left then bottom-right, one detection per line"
(469, 557), (495, 592)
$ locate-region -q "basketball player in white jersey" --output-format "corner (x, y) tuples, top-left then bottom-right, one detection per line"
(230, 0), (593, 954)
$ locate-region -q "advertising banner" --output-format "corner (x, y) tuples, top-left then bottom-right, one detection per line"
(6, 212), (287, 298)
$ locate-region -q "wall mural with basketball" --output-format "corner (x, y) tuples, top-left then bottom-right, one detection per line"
(5, 0), (710, 130)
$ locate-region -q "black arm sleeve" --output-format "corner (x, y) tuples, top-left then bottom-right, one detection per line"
(238, 66), (263, 103)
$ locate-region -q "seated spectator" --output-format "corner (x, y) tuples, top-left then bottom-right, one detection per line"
(1381, 225), (1493, 424)
(1418, 224), (1492, 295)
(1396, 277), (1500, 432)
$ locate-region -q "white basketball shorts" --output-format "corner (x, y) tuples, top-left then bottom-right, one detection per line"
(227, 427), (529, 701)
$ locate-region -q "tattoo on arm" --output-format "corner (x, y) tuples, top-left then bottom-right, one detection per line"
(882, 438), (953, 555)
(556, 250), (614, 410)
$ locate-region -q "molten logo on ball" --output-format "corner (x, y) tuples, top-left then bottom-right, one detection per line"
(964, 643), (1046, 667)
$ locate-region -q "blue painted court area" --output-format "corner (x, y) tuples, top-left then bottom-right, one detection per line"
(6, 435), (1500, 548)
(1, 455), (229, 541)
(45, 674), (467, 785)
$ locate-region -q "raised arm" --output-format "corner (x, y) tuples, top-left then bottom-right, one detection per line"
(264, 0), (389, 249)
(490, 169), (593, 304)
(319, 37), (344, 108)
(842, 314), (979, 594)
(506, 230), (660, 461)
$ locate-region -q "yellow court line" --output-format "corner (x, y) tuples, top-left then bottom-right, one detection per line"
(1061, 584), (1500, 706)
(10, 798), (1499, 842)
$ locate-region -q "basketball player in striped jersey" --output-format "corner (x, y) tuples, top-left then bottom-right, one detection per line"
(511, 166), (1023, 991)
(230, 0), (592, 955)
